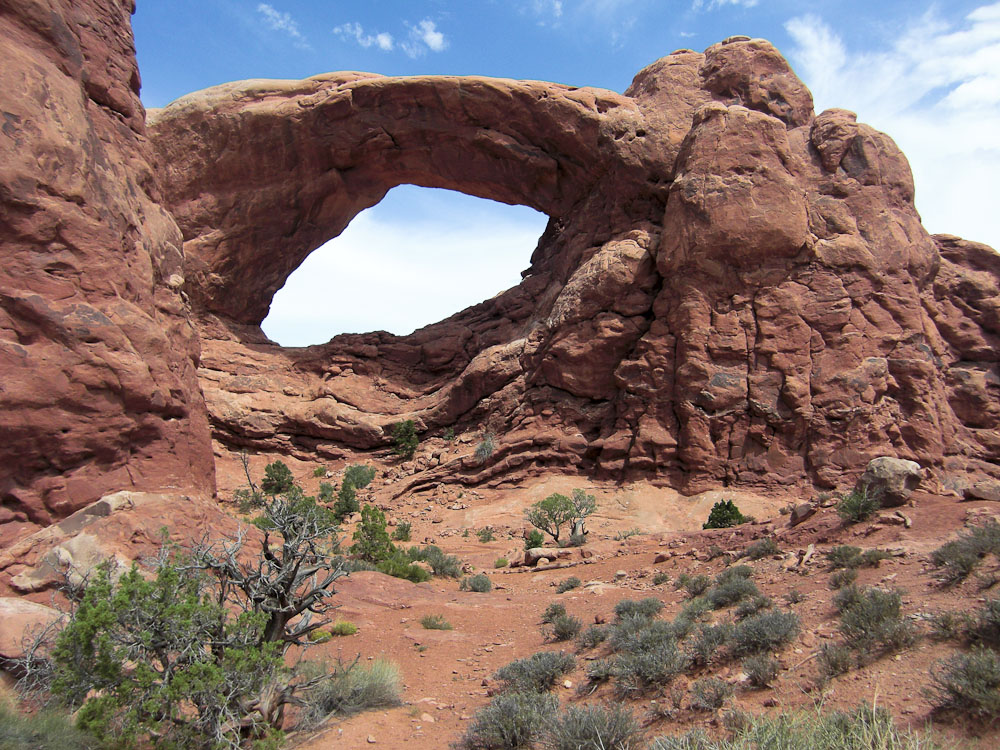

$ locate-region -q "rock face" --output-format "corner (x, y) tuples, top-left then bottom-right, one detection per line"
(0, 0), (214, 547)
(1, 3), (999, 545)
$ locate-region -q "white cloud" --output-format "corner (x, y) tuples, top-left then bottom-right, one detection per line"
(402, 19), (448, 58)
(261, 188), (547, 345)
(785, 4), (1000, 249)
(334, 22), (394, 51)
(692, 0), (759, 10)
(256, 3), (311, 49)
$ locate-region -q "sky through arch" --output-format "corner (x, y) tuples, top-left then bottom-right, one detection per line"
(261, 186), (548, 346)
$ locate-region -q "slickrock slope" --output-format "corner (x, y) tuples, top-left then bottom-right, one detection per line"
(0, 0), (214, 546)
(148, 40), (998, 496)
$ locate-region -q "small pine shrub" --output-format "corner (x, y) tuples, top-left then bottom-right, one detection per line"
(443, 427), (456, 441)
(745, 537), (780, 560)
(350, 504), (393, 562)
(689, 677), (733, 712)
(544, 703), (644, 750)
(406, 544), (463, 578)
(614, 597), (665, 621)
(929, 647), (1000, 720)
(421, 614), (452, 630)
(542, 603), (567, 624)
(313, 466), (327, 477)
(576, 625), (609, 651)
(343, 463), (376, 489)
(391, 521), (411, 542)
(549, 614), (583, 642)
(704, 499), (748, 529)
(494, 557), (509, 568)
(332, 482), (360, 521)
(524, 529), (545, 550)
(743, 653), (780, 688)
(477, 527), (495, 543)
(731, 611), (800, 656)
(555, 576), (582, 593)
(460, 573), (492, 593)
(261, 460), (295, 496)
(456, 691), (557, 750)
(837, 487), (881, 523)
(391, 420), (418, 459)
(494, 652), (576, 693)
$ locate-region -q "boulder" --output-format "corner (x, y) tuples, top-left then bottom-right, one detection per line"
(524, 547), (572, 566)
(788, 503), (818, 527)
(964, 481), (1000, 504)
(0, 599), (63, 665)
(855, 458), (923, 508)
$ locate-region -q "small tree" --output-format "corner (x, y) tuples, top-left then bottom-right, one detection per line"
(703, 499), (747, 529)
(343, 464), (376, 489)
(391, 421), (418, 460)
(350, 505), (394, 563)
(261, 460), (295, 496)
(526, 493), (575, 545)
(332, 482), (359, 522)
(570, 488), (597, 538)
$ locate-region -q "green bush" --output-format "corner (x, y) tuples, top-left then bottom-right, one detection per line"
(329, 620), (359, 636)
(734, 595), (773, 621)
(838, 587), (915, 656)
(745, 537), (780, 560)
(689, 677), (733, 712)
(676, 573), (711, 598)
(548, 614), (582, 642)
(576, 625), (609, 651)
(555, 576), (581, 593)
(494, 557), (509, 568)
(968, 596), (1000, 648)
(350, 504), (394, 562)
(541, 602), (567, 624)
(688, 623), (734, 666)
(705, 576), (759, 610)
(494, 651), (575, 693)
(477, 527), (495, 543)
(829, 568), (858, 590)
(343, 463), (376, 489)
(332, 481), (359, 521)
(614, 597), (664, 621)
(827, 545), (864, 569)
(456, 691), (557, 750)
(930, 521), (1000, 585)
(376, 552), (432, 583)
(421, 614), (452, 630)
(391, 420), (419, 459)
(406, 544), (463, 578)
(460, 573), (492, 593)
(261, 460), (295, 496)
(837, 487), (881, 523)
(653, 572), (671, 586)
(525, 489), (596, 545)
(731, 611), (800, 656)
(929, 647), (1000, 720)
(475, 431), (497, 464)
(0, 704), (97, 750)
(544, 703), (643, 750)
(313, 466), (327, 478)
(613, 638), (691, 697)
(524, 529), (545, 550)
(743, 653), (780, 688)
(609, 617), (683, 655)
(703, 500), (747, 529)
(297, 657), (401, 729)
(818, 643), (854, 679)
(391, 521), (411, 542)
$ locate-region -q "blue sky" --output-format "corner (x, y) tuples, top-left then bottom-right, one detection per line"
(134, 1), (1000, 345)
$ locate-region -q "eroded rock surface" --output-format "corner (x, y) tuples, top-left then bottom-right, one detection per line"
(148, 40), (999, 496)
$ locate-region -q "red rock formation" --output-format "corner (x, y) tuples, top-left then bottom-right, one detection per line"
(148, 39), (999, 496)
(1, 2), (998, 548)
(0, 0), (214, 546)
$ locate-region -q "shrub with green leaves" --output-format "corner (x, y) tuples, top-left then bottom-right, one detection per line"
(456, 691), (557, 750)
(461, 573), (493, 593)
(576, 625), (609, 651)
(350, 504), (394, 563)
(541, 602), (567, 624)
(524, 529), (545, 550)
(688, 623), (734, 666)
(613, 638), (691, 697)
(555, 576), (581, 593)
(703, 499), (747, 529)
(837, 586), (915, 656)
(493, 652), (575, 693)
(548, 614), (583, 642)
(261, 460), (295, 496)
(743, 653), (780, 688)
(313, 465), (327, 477)
(731, 610), (800, 656)
(818, 643), (854, 679)
(494, 557), (509, 568)
(475, 431), (497, 464)
(421, 614), (453, 630)
(614, 597), (665, 621)
(705, 576), (759, 610)
(676, 573), (711, 597)
(829, 568), (858, 590)
(391, 420), (419, 459)
(745, 537), (780, 560)
(689, 677), (733, 712)
(477, 527), (495, 543)
(297, 657), (401, 729)
(329, 620), (359, 636)
(931, 520), (1000, 584)
(376, 552), (432, 583)
(734, 595), (773, 621)
(544, 703), (644, 750)
(343, 463), (376, 489)
(837, 486), (881, 523)
(967, 596), (1000, 648)
(653, 572), (671, 586)
(332, 481), (359, 521)
(406, 544), (463, 578)
(929, 647), (1000, 720)
(392, 521), (411, 542)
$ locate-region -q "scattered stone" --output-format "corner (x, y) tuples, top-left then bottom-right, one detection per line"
(788, 502), (817, 527)
(963, 481), (1000, 503)
(855, 458), (923, 508)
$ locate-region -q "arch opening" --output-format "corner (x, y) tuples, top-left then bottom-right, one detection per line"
(261, 186), (548, 347)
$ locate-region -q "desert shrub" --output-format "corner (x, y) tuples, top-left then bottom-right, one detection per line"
(743, 654), (780, 688)
(734, 595), (773, 621)
(456, 691), (556, 750)
(391, 420), (418, 459)
(541, 602), (567, 624)
(827, 545), (864, 569)
(350, 504), (394, 563)
(832, 583), (864, 614)
(544, 703), (644, 750)
(861, 549), (893, 567)
(676, 573), (712, 598)
(582, 659), (615, 692)
(524, 529), (545, 550)
(313, 465), (327, 477)
(576, 625), (609, 651)
(689, 677), (733, 712)
(549, 614), (583, 642)
(329, 620), (359, 636)
(929, 647), (1000, 720)
(261, 460), (295, 496)
(615, 527), (642, 541)
(653, 572), (671, 586)
(376, 552), (432, 583)
(704, 499), (748, 529)
(829, 568), (858, 590)
(555, 576), (581, 593)
(300, 657), (402, 729)
(406, 544), (463, 578)
(838, 587), (915, 655)
(343, 463), (376, 489)
(784, 589), (805, 605)
(566, 532), (588, 547)
(475, 431), (497, 464)
(495, 557), (509, 569)
(614, 597), (664, 621)
(731, 611), (800, 656)
(0, 703), (97, 750)
(837, 487), (881, 523)
(929, 611), (970, 642)
(745, 537), (780, 560)
(494, 652), (575, 693)
(443, 427), (456, 441)
(613, 638), (691, 697)
(421, 614), (452, 630)
(461, 573), (493, 593)
(610, 618), (685, 656)
(930, 521), (1000, 585)
(818, 643), (854, 678)
(968, 596), (1000, 648)
(477, 527), (495, 543)
(716, 565), (754, 583)
(678, 596), (713, 624)
(688, 623), (734, 666)
(332, 481), (360, 521)
(705, 577), (759, 610)
(391, 521), (411, 542)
